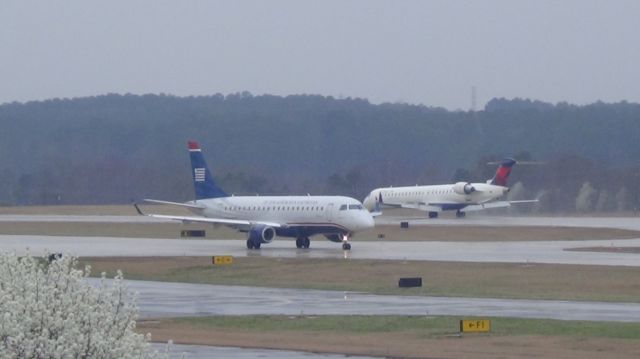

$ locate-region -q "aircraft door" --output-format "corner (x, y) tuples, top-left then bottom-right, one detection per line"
(325, 203), (334, 222)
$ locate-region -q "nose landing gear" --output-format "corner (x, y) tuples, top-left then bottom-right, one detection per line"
(342, 234), (351, 250)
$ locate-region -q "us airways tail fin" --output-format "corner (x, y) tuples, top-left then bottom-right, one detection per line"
(188, 141), (228, 200)
(487, 158), (516, 186)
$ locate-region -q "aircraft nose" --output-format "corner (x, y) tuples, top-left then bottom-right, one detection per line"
(360, 212), (375, 230)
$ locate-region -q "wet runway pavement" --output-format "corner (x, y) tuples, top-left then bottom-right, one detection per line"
(155, 343), (378, 359)
(3, 234), (640, 266)
(98, 278), (640, 322)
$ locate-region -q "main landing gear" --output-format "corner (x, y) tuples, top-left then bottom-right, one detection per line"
(246, 238), (261, 249)
(296, 237), (311, 249)
(428, 212), (438, 219)
(456, 210), (466, 218)
(342, 234), (351, 251)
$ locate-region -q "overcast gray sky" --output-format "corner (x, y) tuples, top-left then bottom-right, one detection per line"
(1, 0), (639, 109)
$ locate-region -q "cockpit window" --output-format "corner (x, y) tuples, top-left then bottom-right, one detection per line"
(339, 204), (348, 211)
(348, 204), (363, 210)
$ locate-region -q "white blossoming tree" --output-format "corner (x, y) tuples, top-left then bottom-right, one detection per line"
(0, 252), (168, 358)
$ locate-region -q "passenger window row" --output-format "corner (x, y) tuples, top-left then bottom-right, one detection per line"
(225, 206), (324, 212)
(384, 189), (453, 197)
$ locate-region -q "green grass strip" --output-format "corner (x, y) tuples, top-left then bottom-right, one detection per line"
(169, 315), (640, 339)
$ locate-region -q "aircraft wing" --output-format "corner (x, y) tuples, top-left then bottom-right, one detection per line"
(414, 204), (444, 212)
(134, 204), (283, 228)
(397, 202), (444, 212)
(507, 199), (539, 204)
(460, 199), (538, 212)
(143, 198), (206, 209)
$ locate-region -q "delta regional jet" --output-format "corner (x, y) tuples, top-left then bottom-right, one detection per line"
(363, 158), (537, 218)
(135, 141), (374, 250)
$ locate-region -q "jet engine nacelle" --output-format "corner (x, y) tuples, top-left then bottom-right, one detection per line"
(248, 225), (276, 244)
(453, 182), (476, 195)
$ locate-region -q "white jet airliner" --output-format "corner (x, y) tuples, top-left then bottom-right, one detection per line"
(362, 158), (537, 218)
(135, 141), (374, 250)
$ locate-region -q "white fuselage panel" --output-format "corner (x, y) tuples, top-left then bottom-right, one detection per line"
(190, 195), (374, 233)
(363, 183), (509, 211)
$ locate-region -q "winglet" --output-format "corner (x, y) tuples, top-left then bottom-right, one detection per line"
(133, 203), (145, 216)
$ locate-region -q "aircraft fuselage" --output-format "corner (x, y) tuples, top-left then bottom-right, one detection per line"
(191, 195), (374, 237)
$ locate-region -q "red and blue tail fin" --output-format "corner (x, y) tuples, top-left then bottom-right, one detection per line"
(488, 158), (516, 186)
(188, 141), (228, 200)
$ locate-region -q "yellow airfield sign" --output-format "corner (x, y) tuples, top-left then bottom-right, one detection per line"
(212, 256), (234, 265)
(460, 319), (491, 333)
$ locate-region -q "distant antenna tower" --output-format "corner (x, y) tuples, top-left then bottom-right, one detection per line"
(471, 85), (477, 112)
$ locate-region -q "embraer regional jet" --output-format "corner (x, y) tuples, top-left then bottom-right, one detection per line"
(363, 158), (537, 218)
(135, 141), (374, 250)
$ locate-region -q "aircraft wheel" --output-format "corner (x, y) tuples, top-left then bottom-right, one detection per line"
(456, 211), (466, 218)
(428, 212), (438, 219)
(247, 238), (261, 249)
(303, 237), (310, 249)
(342, 242), (351, 250)
(295, 238), (303, 248)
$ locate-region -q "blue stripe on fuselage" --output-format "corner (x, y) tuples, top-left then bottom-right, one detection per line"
(275, 224), (349, 238)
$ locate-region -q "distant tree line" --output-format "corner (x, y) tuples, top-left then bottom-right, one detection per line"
(1, 93), (639, 213)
